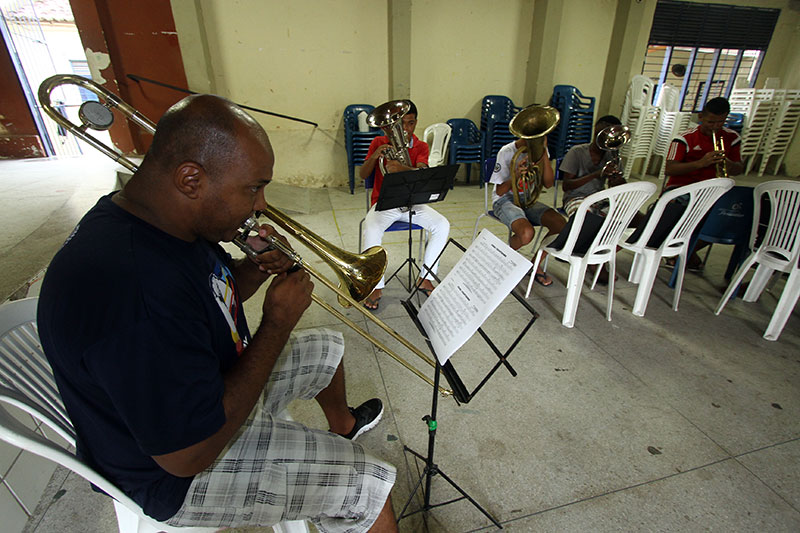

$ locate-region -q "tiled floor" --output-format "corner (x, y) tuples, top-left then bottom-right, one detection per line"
(2, 156), (799, 532)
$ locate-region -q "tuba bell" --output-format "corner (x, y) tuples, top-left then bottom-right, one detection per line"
(366, 100), (412, 175)
(595, 124), (632, 181)
(508, 105), (560, 208)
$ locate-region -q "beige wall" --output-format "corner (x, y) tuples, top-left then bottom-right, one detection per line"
(170, 0), (800, 187)
(409, 0), (533, 126)
(171, 0), (387, 187)
(552, 0), (616, 105)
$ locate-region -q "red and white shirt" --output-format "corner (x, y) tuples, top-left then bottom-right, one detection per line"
(364, 134), (429, 206)
(665, 125), (741, 188)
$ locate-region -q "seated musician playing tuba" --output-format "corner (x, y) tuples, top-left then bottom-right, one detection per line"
(359, 100), (450, 310)
(490, 111), (566, 287)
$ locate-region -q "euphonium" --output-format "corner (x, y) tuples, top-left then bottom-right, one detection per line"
(508, 105), (560, 208)
(37, 74), (459, 399)
(712, 130), (728, 178)
(366, 100), (412, 175)
(596, 124), (632, 180)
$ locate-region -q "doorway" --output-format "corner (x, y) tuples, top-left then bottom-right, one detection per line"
(0, 0), (110, 157)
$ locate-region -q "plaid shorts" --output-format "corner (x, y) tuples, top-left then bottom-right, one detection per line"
(166, 328), (396, 532)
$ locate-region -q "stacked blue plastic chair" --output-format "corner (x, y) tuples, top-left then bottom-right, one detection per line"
(446, 118), (483, 184)
(548, 85), (596, 161)
(480, 96), (521, 169)
(725, 112), (745, 134)
(343, 104), (381, 194)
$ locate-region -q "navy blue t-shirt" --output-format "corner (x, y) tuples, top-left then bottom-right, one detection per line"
(37, 193), (251, 521)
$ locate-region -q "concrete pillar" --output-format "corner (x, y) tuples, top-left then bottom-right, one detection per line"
(388, 0), (412, 100)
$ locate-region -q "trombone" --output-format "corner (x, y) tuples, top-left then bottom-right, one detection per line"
(38, 74), (455, 398)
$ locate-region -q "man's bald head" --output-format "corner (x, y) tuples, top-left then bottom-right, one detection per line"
(145, 94), (271, 179)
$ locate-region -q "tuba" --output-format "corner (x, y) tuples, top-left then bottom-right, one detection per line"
(366, 100), (412, 175)
(595, 124), (632, 181)
(508, 105), (560, 208)
(712, 130), (728, 178)
(38, 75), (463, 400)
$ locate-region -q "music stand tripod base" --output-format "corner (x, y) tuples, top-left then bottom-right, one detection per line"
(396, 298), (503, 530)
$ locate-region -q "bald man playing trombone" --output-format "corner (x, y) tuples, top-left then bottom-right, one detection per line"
(37, 94), (398, 532)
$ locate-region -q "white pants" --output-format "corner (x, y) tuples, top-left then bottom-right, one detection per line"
(362, 204), (450, 289)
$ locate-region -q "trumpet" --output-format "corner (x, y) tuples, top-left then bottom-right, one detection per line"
(712, 130), (728, 178)
(38, 74), (460, 400)
(508, 105), (560, 208)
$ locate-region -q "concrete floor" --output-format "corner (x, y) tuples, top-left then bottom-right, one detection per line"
(2, 155), (800, 533)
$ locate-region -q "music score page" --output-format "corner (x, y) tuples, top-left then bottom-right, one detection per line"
(417, 229), (532, 365)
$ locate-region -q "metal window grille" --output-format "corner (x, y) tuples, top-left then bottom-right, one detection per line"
(641, 1), (779, 112)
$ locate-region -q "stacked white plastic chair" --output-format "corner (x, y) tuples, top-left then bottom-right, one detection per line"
(653, 84), (692, 182)
(715, 181), (800, 341)
(731, 88), (781, 175)
(620, 75), (660, 179)
(758, 93), (800, 176)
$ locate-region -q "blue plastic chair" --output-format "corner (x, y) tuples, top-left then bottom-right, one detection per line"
(549, 85), (596, 160)
(358, 172), (427, 258)
(447, 118), (484, 184)
(480, 95), (516, 131)
(668, 185), (754, 287)
(480, 95), (519, 166)
(343, 104), (381, 194)
(725, 112), (745, 133)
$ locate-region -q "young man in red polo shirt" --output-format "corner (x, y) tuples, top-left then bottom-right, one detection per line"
(664, 97), (744, 269)
(665, 96), (743, 188)
(359, 100), (450, 310)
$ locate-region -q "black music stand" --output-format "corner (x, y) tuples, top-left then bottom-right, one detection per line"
(376, 165), (457, 291)
(396, 238), (539, 529)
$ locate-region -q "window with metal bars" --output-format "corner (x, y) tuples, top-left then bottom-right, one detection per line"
(640, 1), (779, 112)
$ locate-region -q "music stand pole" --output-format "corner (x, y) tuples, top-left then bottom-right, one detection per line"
(397, 358), (503, 529)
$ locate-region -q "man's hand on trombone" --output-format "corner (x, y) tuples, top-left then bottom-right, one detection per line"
(246, 223), (296, 275)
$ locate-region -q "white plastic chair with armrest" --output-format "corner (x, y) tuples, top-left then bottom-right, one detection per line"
(0, 297), (308, 533)
(528, 182), (657, 327)
(472, 156), (511, 243)
(423, 123), (451, 167)
(715, 180), (800, 341)
(621, 178), (734, 317)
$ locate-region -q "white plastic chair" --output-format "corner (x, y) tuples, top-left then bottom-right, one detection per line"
(472, 157), (511, 242)
(0, 297), (308, 533)
(620, 178), (734, 317)
(715, 180), (800, 341)
(423, 123), (452, 167)
(528, 182), (657, 327)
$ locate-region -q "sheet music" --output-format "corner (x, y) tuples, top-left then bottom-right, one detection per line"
(417, 229), (532, 364)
